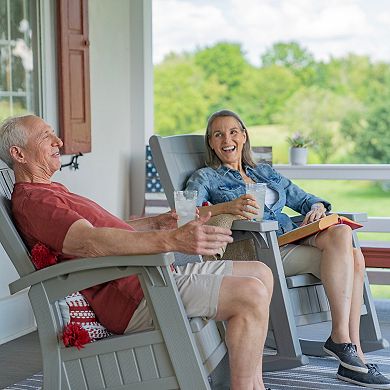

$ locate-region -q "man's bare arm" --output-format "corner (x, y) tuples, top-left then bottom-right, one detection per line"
(62, 214), (233, 258)
(125, 211), (178, 231)
(125, 216), (158, 231)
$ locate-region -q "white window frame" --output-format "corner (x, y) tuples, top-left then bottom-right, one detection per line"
(36, 0), (58, 129)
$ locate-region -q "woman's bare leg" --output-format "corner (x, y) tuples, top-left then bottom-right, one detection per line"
(348, 248), (366, 361)
(315, 224), (355, 343)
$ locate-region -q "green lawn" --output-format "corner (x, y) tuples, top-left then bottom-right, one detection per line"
(370, 285), (390, 300)
(291, 180), (389, 217)
(247, 124), (291, 163)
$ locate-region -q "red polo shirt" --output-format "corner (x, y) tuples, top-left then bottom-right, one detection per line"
(12, 182), (144, 334)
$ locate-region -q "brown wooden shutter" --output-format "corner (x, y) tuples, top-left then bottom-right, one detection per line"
(57, 0), (91, 154)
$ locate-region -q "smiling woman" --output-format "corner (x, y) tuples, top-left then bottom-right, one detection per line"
(183, 108), (390, 388)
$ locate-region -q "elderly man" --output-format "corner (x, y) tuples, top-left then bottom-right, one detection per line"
(0, 115), (274, 390)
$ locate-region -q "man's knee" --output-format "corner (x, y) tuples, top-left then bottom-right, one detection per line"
(233, 260), (274, 291)
(262, 262), (274, 287)
(252, 261), (273, 280)
(236, 277), (271, 311)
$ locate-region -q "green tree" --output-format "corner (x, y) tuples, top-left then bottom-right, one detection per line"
(261, 41), (316, 85)
(154, 55), (226, 135)
(339, 61), (390, 163)
(231, 65), (301, 125)
(341, 97), (390, 163)
(194, 42), (249, 93)
(318, 55), (372, 99)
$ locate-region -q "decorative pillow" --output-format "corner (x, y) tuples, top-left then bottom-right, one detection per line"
(30, 243), (112, 348)
(58, 292), (112, 348)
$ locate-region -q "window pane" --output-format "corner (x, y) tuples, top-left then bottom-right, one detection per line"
(10, 0), (24, 40)
(0, 0), (37, 122)
(12, 96), (29, 115)
(0, 97), (11, 119)
(11, 54), (26, 91)
(0, 45), (10, 91)
(0, 0), (7, 40)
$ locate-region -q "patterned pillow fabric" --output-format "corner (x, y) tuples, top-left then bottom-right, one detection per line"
(58, 292), (112, 342)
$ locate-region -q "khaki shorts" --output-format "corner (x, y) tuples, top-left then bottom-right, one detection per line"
(280, 234), (322, 279)
(124, 260), (233, 334)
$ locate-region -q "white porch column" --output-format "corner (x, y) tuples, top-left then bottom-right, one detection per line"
(129, 0), (154, 216)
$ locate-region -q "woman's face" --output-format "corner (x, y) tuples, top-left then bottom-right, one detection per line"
(208, 116), (247, 169)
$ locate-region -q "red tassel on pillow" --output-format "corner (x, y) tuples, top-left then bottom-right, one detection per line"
(61, 323), (91, 350)
(31, 243), (57, 269)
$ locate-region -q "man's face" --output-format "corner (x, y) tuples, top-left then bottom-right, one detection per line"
(20, 116), (63, 177)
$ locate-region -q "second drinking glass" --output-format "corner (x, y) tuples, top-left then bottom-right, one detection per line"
(245, 183), (266, 221)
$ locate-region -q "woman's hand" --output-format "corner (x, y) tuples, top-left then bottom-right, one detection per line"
(301, 203), (327, 226)
(227, 194), (259, 219)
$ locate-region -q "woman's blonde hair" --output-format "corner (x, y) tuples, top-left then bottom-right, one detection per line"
(205, 109), (256, 169)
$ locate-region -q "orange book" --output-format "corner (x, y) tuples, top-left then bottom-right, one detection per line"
(277, 214), (363, 246)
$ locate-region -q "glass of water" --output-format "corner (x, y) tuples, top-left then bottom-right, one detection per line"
(245, 183), (267, 221)
(174, 190), (198, 227)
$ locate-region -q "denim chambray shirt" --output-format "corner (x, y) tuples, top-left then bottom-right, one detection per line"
(185, 163), (332, 236)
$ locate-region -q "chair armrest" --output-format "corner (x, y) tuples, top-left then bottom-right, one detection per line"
(9, 253), (174, 294)
(231, 219), (278, 232)
(291, 211), (368, 224)
(331, 211), (368, 223)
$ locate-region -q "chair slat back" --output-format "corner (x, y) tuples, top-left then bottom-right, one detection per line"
(0, 162), (35, 277)
(149, 134), (206, 209)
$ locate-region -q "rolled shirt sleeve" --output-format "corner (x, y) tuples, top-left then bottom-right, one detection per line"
(185, 169), (212, 206)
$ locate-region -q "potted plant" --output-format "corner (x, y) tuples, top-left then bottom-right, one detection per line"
(286, 132), (312, 165)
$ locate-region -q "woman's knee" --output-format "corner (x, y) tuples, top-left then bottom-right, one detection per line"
(353, 248), (366, 275)
(320, 224), (353, 250)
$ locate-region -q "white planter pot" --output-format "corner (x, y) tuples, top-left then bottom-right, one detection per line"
(289, 147), (307, 165)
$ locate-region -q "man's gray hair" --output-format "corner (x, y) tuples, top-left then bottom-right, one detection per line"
(0, 116), (29, 168)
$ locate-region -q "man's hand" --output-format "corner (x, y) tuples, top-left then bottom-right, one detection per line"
(153, 210), (179, 230)
(170, 212), (233, 256)
(301, 203), (327, 226)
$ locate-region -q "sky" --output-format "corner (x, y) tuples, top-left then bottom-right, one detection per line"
(152, 0), (390, 66)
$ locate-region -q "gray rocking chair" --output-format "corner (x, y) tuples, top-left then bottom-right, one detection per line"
(0, 161), (228, 390)
(149, 133), (388, 372)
